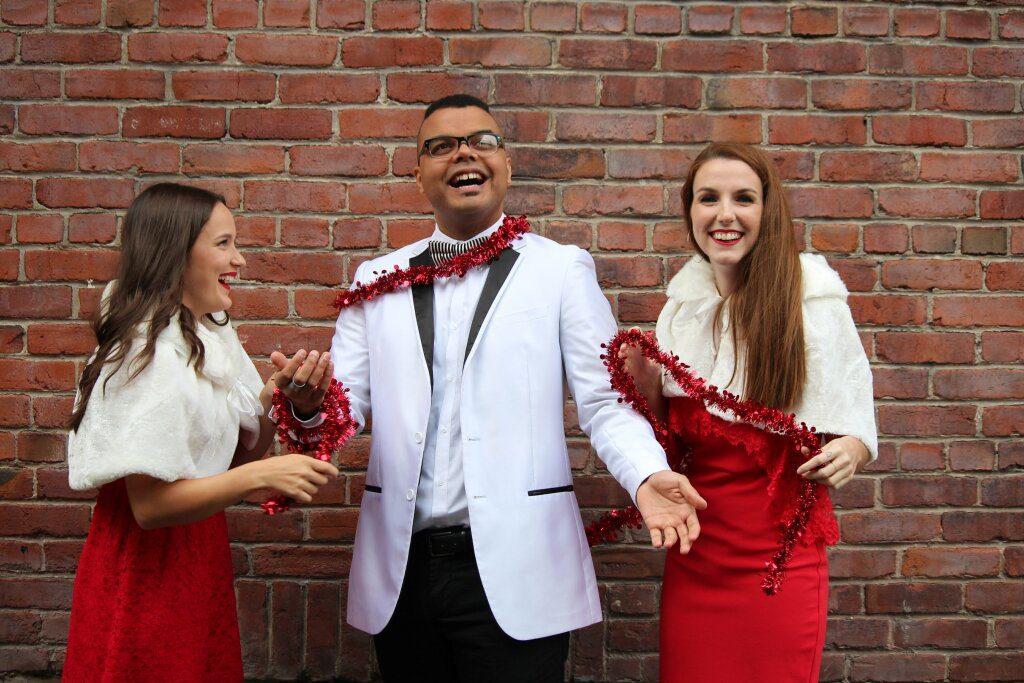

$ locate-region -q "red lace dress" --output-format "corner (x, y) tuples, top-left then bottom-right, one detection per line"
(659, 397), (838, 683)
(62, 478), (242, 683)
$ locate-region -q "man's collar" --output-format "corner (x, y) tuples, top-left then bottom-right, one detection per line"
(430, 214), (506, 244)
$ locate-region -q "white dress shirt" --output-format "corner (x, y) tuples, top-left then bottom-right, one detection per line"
(413, 216), (502, 532)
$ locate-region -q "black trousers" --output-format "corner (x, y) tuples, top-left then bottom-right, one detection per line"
(374, 526), (570, 683)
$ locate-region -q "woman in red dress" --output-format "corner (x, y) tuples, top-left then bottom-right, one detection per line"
(623, 143), (877, 682)
(63, 183), (339, 682)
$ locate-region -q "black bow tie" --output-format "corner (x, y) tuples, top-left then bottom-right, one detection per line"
(427, 235), (489, 265)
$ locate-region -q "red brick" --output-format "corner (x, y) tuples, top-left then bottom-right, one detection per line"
(230, 108), (332, 140)
(251, 545), (351, 577)
(127, 32), (228, 63)
(124, 106), (225, 139)
(659, 113), (758, 145)
(896, 618), (988, 648)
(663, 39), (762, 73)
(607, 149), (693, 180)
(981, 476), (1024, 507)
(966, 582), (1024, 614)
(171, 70), (275, 102)
(811, 79), (912, 111)
(65, 68), (165, 100)
(911, 225), (957, 254)
(916, 81), (1015, 113)
(529, 2), (575, 32)
(983, 332), (1024, 362)
(22, 32), (121, 63)
(387, 72), (489, 105)
(0, 179), (32, 209)
(19, 104), (119, 136)
(512, 147), (604, 179)
(16, 214), (63, 244)
(877, 332), (974, 365)
(841, 511), (941, 543)
(862, 223), (909, 254)
(809, 224), (857, 253)
(843, 6), (889, 37)
(348, 182), (431, 214)
(0, 33), (12, 63)
(79, 141), (179, 173)
(289, 145), (387, 177)
(495, 74), (597, 106)
(707, 77), (805, 110)
(896, 442), (943, 471)
(338, 108), (420, 139)
(821, 151), (915, 182)
(372, 0), (420, 30)
(316, 0), (364, 29)
(873, 366), (928, 399)
(0, 325), (23, 352)
(0, 106), (12, 134)
(228, 288), (289, 319)
(556, 113), (655, 143)
(787, 187), (873, 219)
(827, 618), (890, 649)
(450, 37), (551, 67)
(563, 186), (663, 217)
(934, 296), (1024, 327)
(559, 39), (656, 70)
(343, 36), (442, 67)
(894, 7), (940, 37)
(768, 43), (866, 73)
(263, 0), (311, 27)
(973, 47), (1024, 78)
(158, 0), (207, 26)
(881, 259), (981, 291)
(0, 142), (76, 172)
(212, 0), (258, 27)
(963, 226), (1008, 255)
(2, 0), (47, 24)
(476, 1), (522, 30)
(386, 219), (434, 248)
(107, 0), (153, 26)
(876, 404), (977, 436)
(983, 405), (1024, 437)
(738, 5), (785, 35)
(235, 215), (275, 247)
(687, 5), (733, 34)
(987, 261), (1024, 291)
(944, 510), (1024, 541)
(981, 191), (1024, 220)
(950, 654), (1024, 682)
(426, 1), (472, 30)
(947, 441), (994, 472)
(0, 69), (61, 99)
(601, 75), (701, 108)
(946, 10), (992, 40)
(870, 44), (968, 76)
(792, 6), (837, 36)
(634, 4), (681, 35)
(245, 181), (345, 213)
(920, 152), (1019, 183)
(578, 3), (625, 33)
(37, 179), (133, 209)
(873, 115), (967, 147)
(1001, 11), (1024, 39)
(183, 144), (284, 175)
(866, 583), (962, 614)
(236, 34), (337, 67)
(0, 395), (29, 427)
(995, 618), (1024, 646)
(770, 116), (868, 146)
(882, 475), (978, 506)
(333, 217), (382, 250)
(505, 185), (555, 216)
(0, 286), (72, 318)
(27, 322), (97, 355)
(279, 73), (379, 104)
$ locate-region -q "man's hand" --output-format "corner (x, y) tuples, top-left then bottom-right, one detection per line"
(636, 470), (707, 554)
(269, 349), (334, 417)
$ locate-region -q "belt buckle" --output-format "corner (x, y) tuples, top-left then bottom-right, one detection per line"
(427, 528), (466, 557)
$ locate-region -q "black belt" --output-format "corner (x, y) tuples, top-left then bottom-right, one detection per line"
(413, 526), (473, 558)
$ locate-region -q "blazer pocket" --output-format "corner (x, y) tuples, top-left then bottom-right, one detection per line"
(528, 484), (574, 496)
(492, 304), (548, 325)
(363, 485), (382, 493)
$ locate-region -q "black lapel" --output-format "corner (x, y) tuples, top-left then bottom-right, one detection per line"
(465, 247), (520, 362)
(409, 248), (434, 387)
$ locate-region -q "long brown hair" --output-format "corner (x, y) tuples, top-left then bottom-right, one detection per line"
(69, 183), (228, 431)
(682, 142), (805, 411)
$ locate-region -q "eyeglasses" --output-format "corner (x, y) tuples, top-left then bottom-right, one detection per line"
(420, 132), (504, 158)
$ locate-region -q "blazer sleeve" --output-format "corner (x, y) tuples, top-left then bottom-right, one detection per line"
(330, 260), (372, 434)
(558, 248), (669, 501)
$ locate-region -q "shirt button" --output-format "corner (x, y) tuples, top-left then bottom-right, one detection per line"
(440, 426), (448, 434)
(406, 489), (415, 501)
(446, 375), (454, 382)
(414, 432), (423, 443)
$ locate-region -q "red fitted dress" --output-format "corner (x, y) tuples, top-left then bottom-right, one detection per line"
(659, 397), (836, 683)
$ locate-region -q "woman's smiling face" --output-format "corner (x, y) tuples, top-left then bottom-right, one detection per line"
(181, 202), (245, 317)
(689, 158), (764, 295)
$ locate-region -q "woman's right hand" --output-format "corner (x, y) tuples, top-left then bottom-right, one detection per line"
(248, 454), (339, 503)
(617, 327), (664, 408)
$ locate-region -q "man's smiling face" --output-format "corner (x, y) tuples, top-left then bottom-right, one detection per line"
(414, 105), (512, 238)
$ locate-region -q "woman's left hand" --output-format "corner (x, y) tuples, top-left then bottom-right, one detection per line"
(269, 349), (334, 417)
(797, 436), (870, 489)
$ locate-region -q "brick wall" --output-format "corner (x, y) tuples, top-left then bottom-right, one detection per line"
(1, 1), (1022, 681)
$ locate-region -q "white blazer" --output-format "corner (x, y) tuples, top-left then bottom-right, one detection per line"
(331, 231), (668, 640)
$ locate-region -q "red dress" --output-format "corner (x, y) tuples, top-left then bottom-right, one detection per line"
(62, 479), (242, 682)
(659, 397), (835, 683)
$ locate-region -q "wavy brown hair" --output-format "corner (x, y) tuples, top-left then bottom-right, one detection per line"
(69, 183), (227, 431)
(682, 142), (806, 411)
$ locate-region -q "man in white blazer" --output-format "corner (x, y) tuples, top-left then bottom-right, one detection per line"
(321, 95), (704, 682)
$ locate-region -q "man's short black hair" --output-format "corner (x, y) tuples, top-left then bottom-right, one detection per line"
(423, 94), (491, 120)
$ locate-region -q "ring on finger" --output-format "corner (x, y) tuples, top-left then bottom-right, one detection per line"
(287, 379), (308, 391)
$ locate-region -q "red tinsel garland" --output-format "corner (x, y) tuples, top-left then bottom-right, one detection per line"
(265, 216), (531, 514)
(588, 328), (825, 596)
(262, 379), (358, 515)
(334, 215), (531, 312)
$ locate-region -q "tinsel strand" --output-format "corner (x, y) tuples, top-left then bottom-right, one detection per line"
(587, 328), (825, 596)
